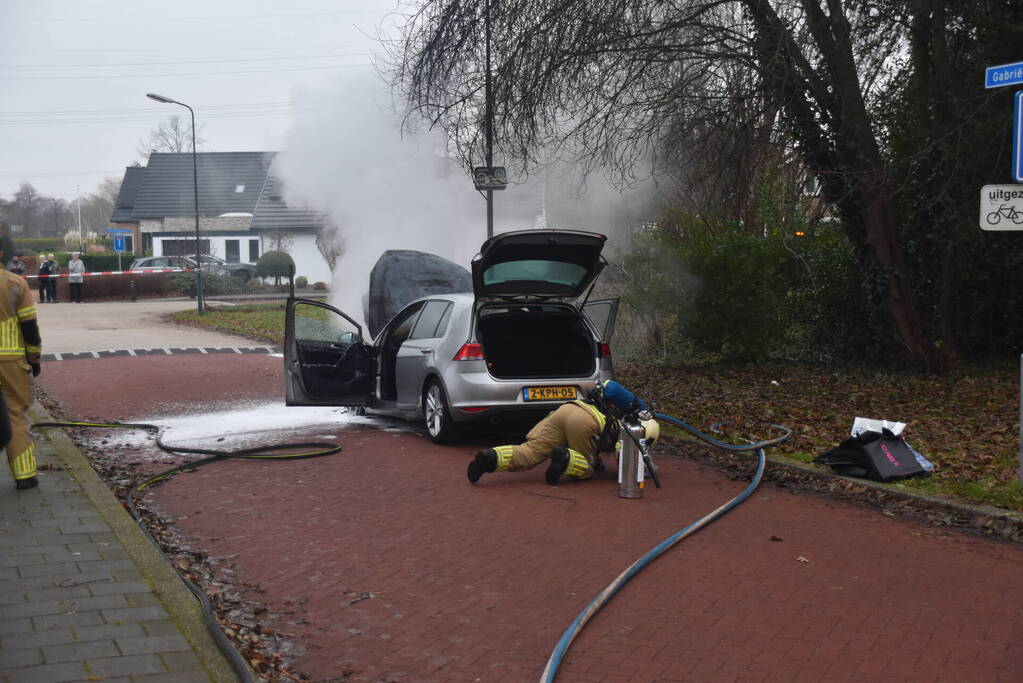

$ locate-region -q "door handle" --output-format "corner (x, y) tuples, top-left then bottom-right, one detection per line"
(420, 348), (432, 354)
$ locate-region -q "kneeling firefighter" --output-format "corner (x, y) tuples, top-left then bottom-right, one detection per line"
(467, 380), (658, 485)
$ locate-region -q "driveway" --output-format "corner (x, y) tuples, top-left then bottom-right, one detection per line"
(25, 303), (1023, 682)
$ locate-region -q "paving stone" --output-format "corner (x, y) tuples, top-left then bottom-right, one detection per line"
(42, 639), (120, 663)
(0, 628), (76, 650)
(0, 646), (44, 668)
(159, 650), (205, 673)
(141, 620), (184, 637)
(134, 672), (211, 682)
(102, 605), (173, 623)
(0, 660), (87, 682)
(116, 634), (190, 656)
(70, 622), (147, 643)
(84, 653), (168, 677)
(30, 610), (105, 630)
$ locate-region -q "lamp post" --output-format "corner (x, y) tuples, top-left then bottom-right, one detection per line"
(484, 0), (494, 239)
(146, 92), (204, 314)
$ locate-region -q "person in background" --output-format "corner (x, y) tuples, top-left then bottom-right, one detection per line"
(0, 242), (42, 489)
(44, 254), (58, 303)
(37, 255), (52, 303)
(67, 253), (85, 303)
(6, 255), (25, 276)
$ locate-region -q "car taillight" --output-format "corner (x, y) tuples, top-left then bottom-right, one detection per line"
(598, 342), (612, 358)
(453, 343), (485, 361)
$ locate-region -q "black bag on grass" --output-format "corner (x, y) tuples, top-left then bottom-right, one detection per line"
(814, 429), (930, 482)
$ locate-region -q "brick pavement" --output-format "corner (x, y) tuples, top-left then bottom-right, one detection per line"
(0, 405), (236, 683)
(35, 354), (1023, 682)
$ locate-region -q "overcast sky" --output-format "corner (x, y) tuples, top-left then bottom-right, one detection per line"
(0, 0), (401, 200)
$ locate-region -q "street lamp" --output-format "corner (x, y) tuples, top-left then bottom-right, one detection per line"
(146, 92), (204, 314)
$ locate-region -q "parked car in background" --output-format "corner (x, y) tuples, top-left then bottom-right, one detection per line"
(128, 255), (256, 282)
(128, 256), (195, 272)
(283, 229), (618, 443)
(193, 255), (257, 283)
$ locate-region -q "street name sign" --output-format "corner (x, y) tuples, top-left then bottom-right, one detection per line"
(106, 227), (132, 234)
(980, 185), (1023, 230)
(986, 61), (1023, 89)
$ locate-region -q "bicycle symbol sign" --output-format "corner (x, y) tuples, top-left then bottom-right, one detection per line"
(980, 185), (1023, 231)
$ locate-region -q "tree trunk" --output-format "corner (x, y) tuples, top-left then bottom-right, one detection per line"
(854, 175), (935, 367)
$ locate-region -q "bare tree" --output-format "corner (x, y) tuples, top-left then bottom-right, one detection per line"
(391, 0), (958, 366)
(315, 223), (343, 273)
(136, 114), (206, 159)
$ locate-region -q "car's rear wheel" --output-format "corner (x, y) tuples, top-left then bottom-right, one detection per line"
(232, 269), (251, 283)
(423, 379), (462, 444)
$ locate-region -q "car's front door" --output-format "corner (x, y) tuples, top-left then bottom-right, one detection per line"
(284, 298), (374, 406)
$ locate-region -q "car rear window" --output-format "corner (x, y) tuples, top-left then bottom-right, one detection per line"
(482, 260), (588, 290)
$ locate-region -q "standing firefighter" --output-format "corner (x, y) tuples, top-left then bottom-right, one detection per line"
(467, 380), (655, 485)
(0, 245), (42, 489)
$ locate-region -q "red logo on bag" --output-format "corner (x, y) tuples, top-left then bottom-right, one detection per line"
(879, 442), (900, 466)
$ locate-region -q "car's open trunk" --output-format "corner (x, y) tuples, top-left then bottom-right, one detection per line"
(476, 304), (595, 379)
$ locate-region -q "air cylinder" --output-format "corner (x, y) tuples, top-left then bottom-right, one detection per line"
(617, 417), (647, 499)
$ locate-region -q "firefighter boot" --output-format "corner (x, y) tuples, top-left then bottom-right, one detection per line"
(467, 448), (498, 484)
(16, 475), (38, 490)
(545, 447), (571, 485)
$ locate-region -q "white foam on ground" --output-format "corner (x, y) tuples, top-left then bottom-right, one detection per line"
(80, 401), (416, 455)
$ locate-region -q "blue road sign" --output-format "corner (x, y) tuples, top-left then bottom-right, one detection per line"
(113, 235), (125, 252)
(986, 61), (1023, 89)
(1014, 91), (1023, 184)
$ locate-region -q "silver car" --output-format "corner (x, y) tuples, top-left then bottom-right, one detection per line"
(283, 229), (618, 442)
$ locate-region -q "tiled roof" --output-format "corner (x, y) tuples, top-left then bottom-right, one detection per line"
(130, 152), (276, 219)
(110, 167), (145, 222)
(250, 164), (328, 233)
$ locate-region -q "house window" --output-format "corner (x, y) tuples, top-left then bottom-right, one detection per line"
(248, 240), (259, 262)
(225, 240), (240, 263)
(235, 184), (245, 193)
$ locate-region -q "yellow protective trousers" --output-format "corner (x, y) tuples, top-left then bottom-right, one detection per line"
(491, 402), (604, 480)
(0, 360), (35, 481)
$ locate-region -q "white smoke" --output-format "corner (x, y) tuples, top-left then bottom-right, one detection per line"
(278, 72), (484, 327)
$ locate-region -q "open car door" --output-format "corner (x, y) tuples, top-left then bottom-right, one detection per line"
(285, 298), (374, 406)
(583, 298), (619, 345)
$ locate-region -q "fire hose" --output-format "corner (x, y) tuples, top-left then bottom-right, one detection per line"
(540, 412), (792, 682)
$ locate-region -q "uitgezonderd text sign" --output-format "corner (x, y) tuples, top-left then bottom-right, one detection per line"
(980, 185), (1023, 230)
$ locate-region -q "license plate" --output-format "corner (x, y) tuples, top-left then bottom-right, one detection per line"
(523, 386), (578, 401)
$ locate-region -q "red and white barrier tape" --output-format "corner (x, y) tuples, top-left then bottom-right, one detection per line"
(19, 268), (190, 279)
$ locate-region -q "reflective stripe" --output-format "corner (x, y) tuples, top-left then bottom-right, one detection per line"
(25, 344), (40, 354)
(571, 400), (606, 431)
(564, 448), (591, 478)
(12, 444), (36, 479)
(16, 305), (35, 320)
(0, 315), (25, 357)
(493, 445), (514, 472)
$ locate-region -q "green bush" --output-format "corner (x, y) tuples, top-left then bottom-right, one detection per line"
(171, 273), (252, 297)
(81, 254), (136, 273)
(313, 281), (327, 291)
(256, 250), (295, 278)
(295, 275), (308, 288)
(620, 220), (870, 365)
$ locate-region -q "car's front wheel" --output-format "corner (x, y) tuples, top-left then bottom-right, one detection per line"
(423, 379), (462, 444)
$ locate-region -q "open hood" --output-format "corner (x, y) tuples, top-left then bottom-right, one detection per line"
(471, 229), (607, 300)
